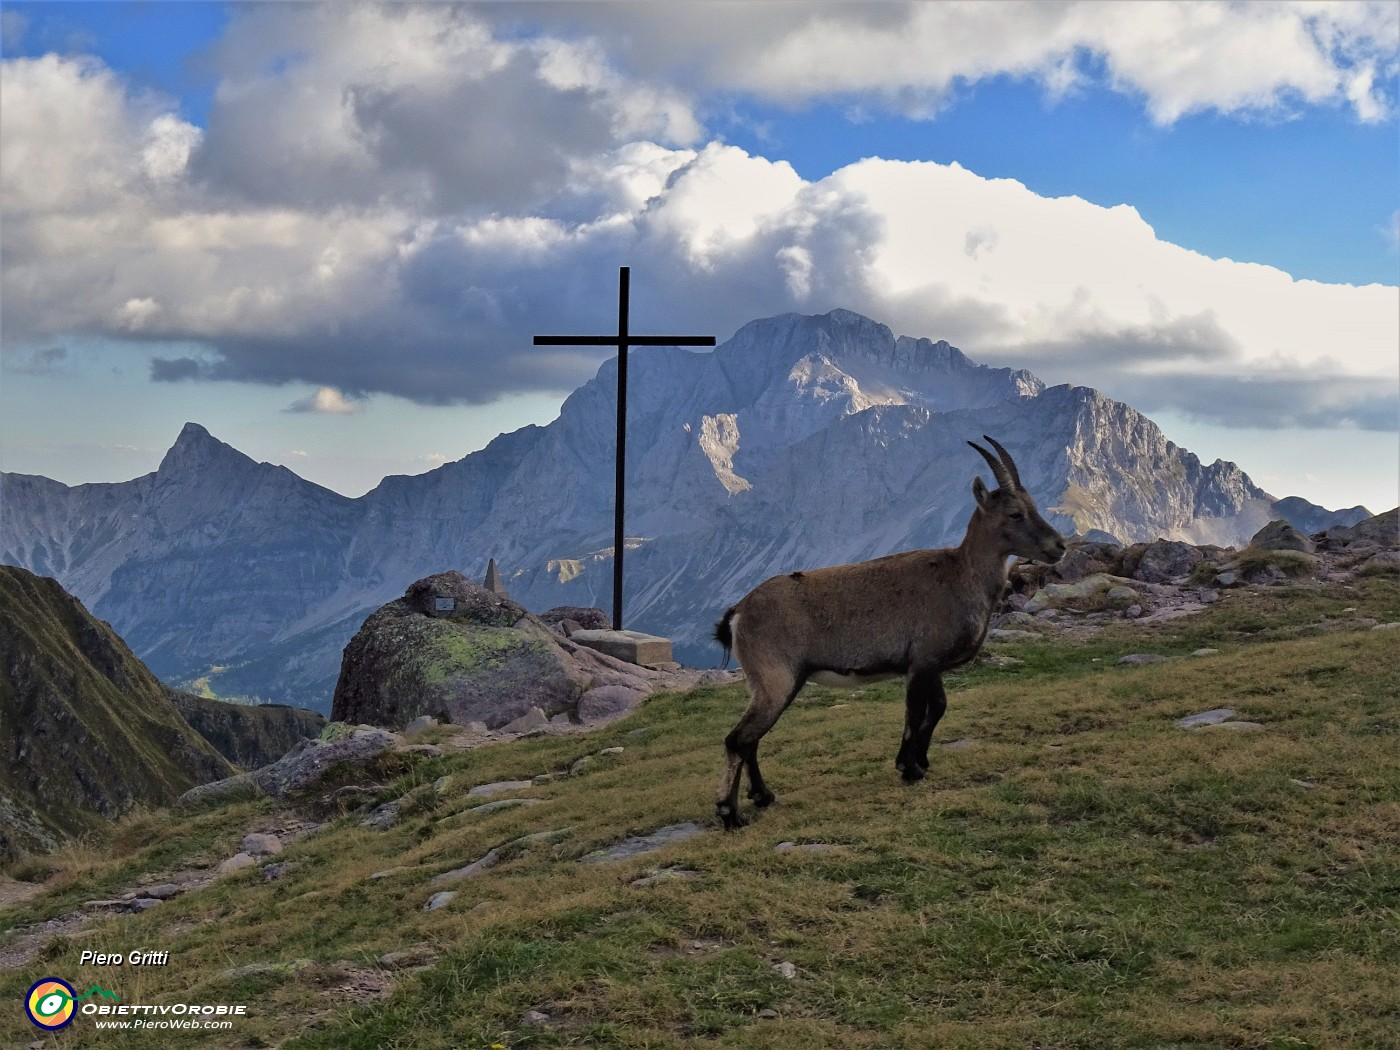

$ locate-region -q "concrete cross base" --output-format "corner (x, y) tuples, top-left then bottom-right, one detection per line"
(570, 629), (673, 667)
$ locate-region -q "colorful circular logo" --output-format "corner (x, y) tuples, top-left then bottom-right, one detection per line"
(26, 978), (77, 1030)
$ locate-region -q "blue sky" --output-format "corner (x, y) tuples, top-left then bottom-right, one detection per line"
(2, 1), (1397, 511)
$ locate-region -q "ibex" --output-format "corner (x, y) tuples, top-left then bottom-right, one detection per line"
(712, 436), (1065, 829)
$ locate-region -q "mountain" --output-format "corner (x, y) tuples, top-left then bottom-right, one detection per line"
(0, 566), (235, 861)
(0, 310), (1372, 710)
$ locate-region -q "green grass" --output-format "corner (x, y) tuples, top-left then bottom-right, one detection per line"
(2, 576), (1397, 1049)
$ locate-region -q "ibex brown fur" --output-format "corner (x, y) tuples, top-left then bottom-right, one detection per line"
(712, 436), (1065, 829)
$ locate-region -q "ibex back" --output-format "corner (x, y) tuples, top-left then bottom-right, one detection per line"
(712, 436), (1065, 830)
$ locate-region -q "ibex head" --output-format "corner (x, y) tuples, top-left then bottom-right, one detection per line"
(968, 435), (1066, 564)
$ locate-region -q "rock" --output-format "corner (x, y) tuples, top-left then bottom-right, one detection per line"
(1191, 648), (1221, 657)
(423, 891), (456, 912)
(377, 946), (437, 970)
(1130, 540), (1204, 584)
(629, 867), (700, 888)
(773, 962), (797, 979)
(499, 707), (551, 735)
(570, 756), (594, 775)
(1198, 721), (1264, 731)
(331, 572), (587, 730)
(1177, 708), (1236, 728)
(1104, 585), (1140, 609)
(431, 849), (501, 885)
(404, 716), (439, 737)
(262, 862), (296, 882)
(570, 629), (674, 666)
(1198, 589), (1220, 604)
(177, 773), (263, 810)
(1117, 653), (1167, 666)
(240, 833), (282, 856)
(246, 727), (397, 800)
(521, 1010), (551, 1026)
(988, 629), (1038, 642)
(1215, 571), (1240, 587)
(432, 775), (453, 793)
(599, 747), (625, 756)
(758, 1009), (779, 1019)
(1248, 519), (1316, 553)
(1051, 541), (1121, 582)
(581, 822), (706, 863)
(1122, 604), (1144, 619)
(466, 798), (540, 815)
(127, 898), (162, 912)
(221, 960), (311, 980)
(1290, 779), (1318, 790)
(1374, 622), (1400, 631)
(468, 780), (535, 797)
(539, 606), (610, 631)
(218, 852), (258, 874)
(137, 883), (181, 900)
(1361, 550), (1400, 571)
(361, 801), (401, 830)
(775, 842), (843, 853)
(577, 685), (649, 724)
(1343, 508), (1398, 548)
(167, 691), (326, 771)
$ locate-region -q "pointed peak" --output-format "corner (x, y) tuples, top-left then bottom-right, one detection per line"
(158, 422), (254, 477)
(175, 421), (213, 445)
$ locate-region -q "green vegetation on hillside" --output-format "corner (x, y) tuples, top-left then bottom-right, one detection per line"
(1, 575), (1396, 1048)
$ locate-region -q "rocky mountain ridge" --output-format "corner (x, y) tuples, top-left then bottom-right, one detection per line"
(0, 309), (1373, 709)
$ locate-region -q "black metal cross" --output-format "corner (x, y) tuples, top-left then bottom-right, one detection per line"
(535, 266), (715, 631)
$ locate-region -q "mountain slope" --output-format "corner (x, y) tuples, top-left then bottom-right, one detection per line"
(0, 310), (1371, 708)
(0, 566), (235, 860)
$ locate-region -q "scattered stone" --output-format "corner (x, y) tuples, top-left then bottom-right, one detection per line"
(499, 707), (551, 735)
(578, 685), (649, 724)
(83, 900), (126, 911)
(1290, 779), (1318, 790)
(772, 962), (797, 979)
(570, 756), (595, 775)
(137, 883), (180, 900)
(468, 780), (535, 798)
(404, 715), (439, 737)
(599, 746), (625, 757)
(1117, 653), (1167, 666)
(423, 892), (456, 912)
(127, 898), (162, 913)
(361, 801), (401, 830)
(757, 1009), (779, 1019)
(240, 833), (283, 856)
(1197, 589), (1220, 604)
(532, 773), (562, 785)
(1104, 585), (1140, 610)
(433, 775), (453, 793)
(1122, 605), (1144, 619)
(466, 798), (540, 815)
(431, 849), (501, 885)
(369, 868), (408, 880)
(1177, 708), (1236, 728)
(984, 655), (1023, 668)
(221, 959), (311, 980)
(262, 863), (296, 882)
(1191, 648), (1221, 657)
(988, 629), (1038, 642)
(1373, 622), (1400, 631)
(630, 867), (700, 888)
(377, 946), (437, 970)
(521, 1010), (551, 1026)
(1215, 571), (1240, 587)
(775, 842), (844, 853)
(1198, 721), (1264, 732)
(581, 822), (706, 863)
(217, 852), (258, 875)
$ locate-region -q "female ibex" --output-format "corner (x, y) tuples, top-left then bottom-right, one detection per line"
(712, 436), (1065, 829)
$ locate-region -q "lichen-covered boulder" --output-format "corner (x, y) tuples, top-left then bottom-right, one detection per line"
(1124, 539), (1204, 583)
(1024, 573), (1138, 613)
(1248, 519), (1315, 553)
(331, 572), (588, 730)
(1052, 541), (1123, 583)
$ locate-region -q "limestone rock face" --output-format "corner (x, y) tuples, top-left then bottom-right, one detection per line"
(331, 573), (585, 730)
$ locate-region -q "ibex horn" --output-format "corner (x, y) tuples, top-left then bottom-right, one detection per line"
(981, 435), (1022, 490)
(967, 439), (1013, 490)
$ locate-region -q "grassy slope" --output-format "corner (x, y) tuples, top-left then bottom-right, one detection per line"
(1, 577), (1396, 1049)
(0, 567), (233, 857)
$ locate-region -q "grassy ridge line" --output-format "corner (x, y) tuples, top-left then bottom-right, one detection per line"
(0, 581), (1396, 1048)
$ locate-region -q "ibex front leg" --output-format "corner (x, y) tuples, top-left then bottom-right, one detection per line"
(895, 669), (946, 783)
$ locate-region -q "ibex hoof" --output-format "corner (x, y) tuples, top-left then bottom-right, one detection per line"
(717, 803), (748, 831)
(748, 788), (776, 808)
(899, 764), (926, 784)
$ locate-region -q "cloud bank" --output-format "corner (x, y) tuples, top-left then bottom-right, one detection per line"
(1, 2), (1396, 433)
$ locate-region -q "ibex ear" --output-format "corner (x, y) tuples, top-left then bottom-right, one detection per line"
(972, 476), (989, 507)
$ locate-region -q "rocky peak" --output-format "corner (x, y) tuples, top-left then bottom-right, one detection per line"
(156, 422), (258, 481)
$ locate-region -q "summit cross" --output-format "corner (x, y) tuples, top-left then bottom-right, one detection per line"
(534, 266), (715, 630)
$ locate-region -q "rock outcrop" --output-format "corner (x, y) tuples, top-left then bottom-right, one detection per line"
(0, 567), (234, 860)
(330, 572), (718, 731)
(166, 691), (326, 770)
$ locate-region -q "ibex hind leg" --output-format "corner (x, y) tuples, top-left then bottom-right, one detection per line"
(716, 668), (799, 830)
(897, 670), (946, 783)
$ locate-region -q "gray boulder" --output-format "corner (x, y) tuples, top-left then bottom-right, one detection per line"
(539, 606), (610, 631)
(1125, 539), (1204, 583)
(330, 572), (588, 730)
(246, 726), (397, 800)
(1248, 519), (1315, 553)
